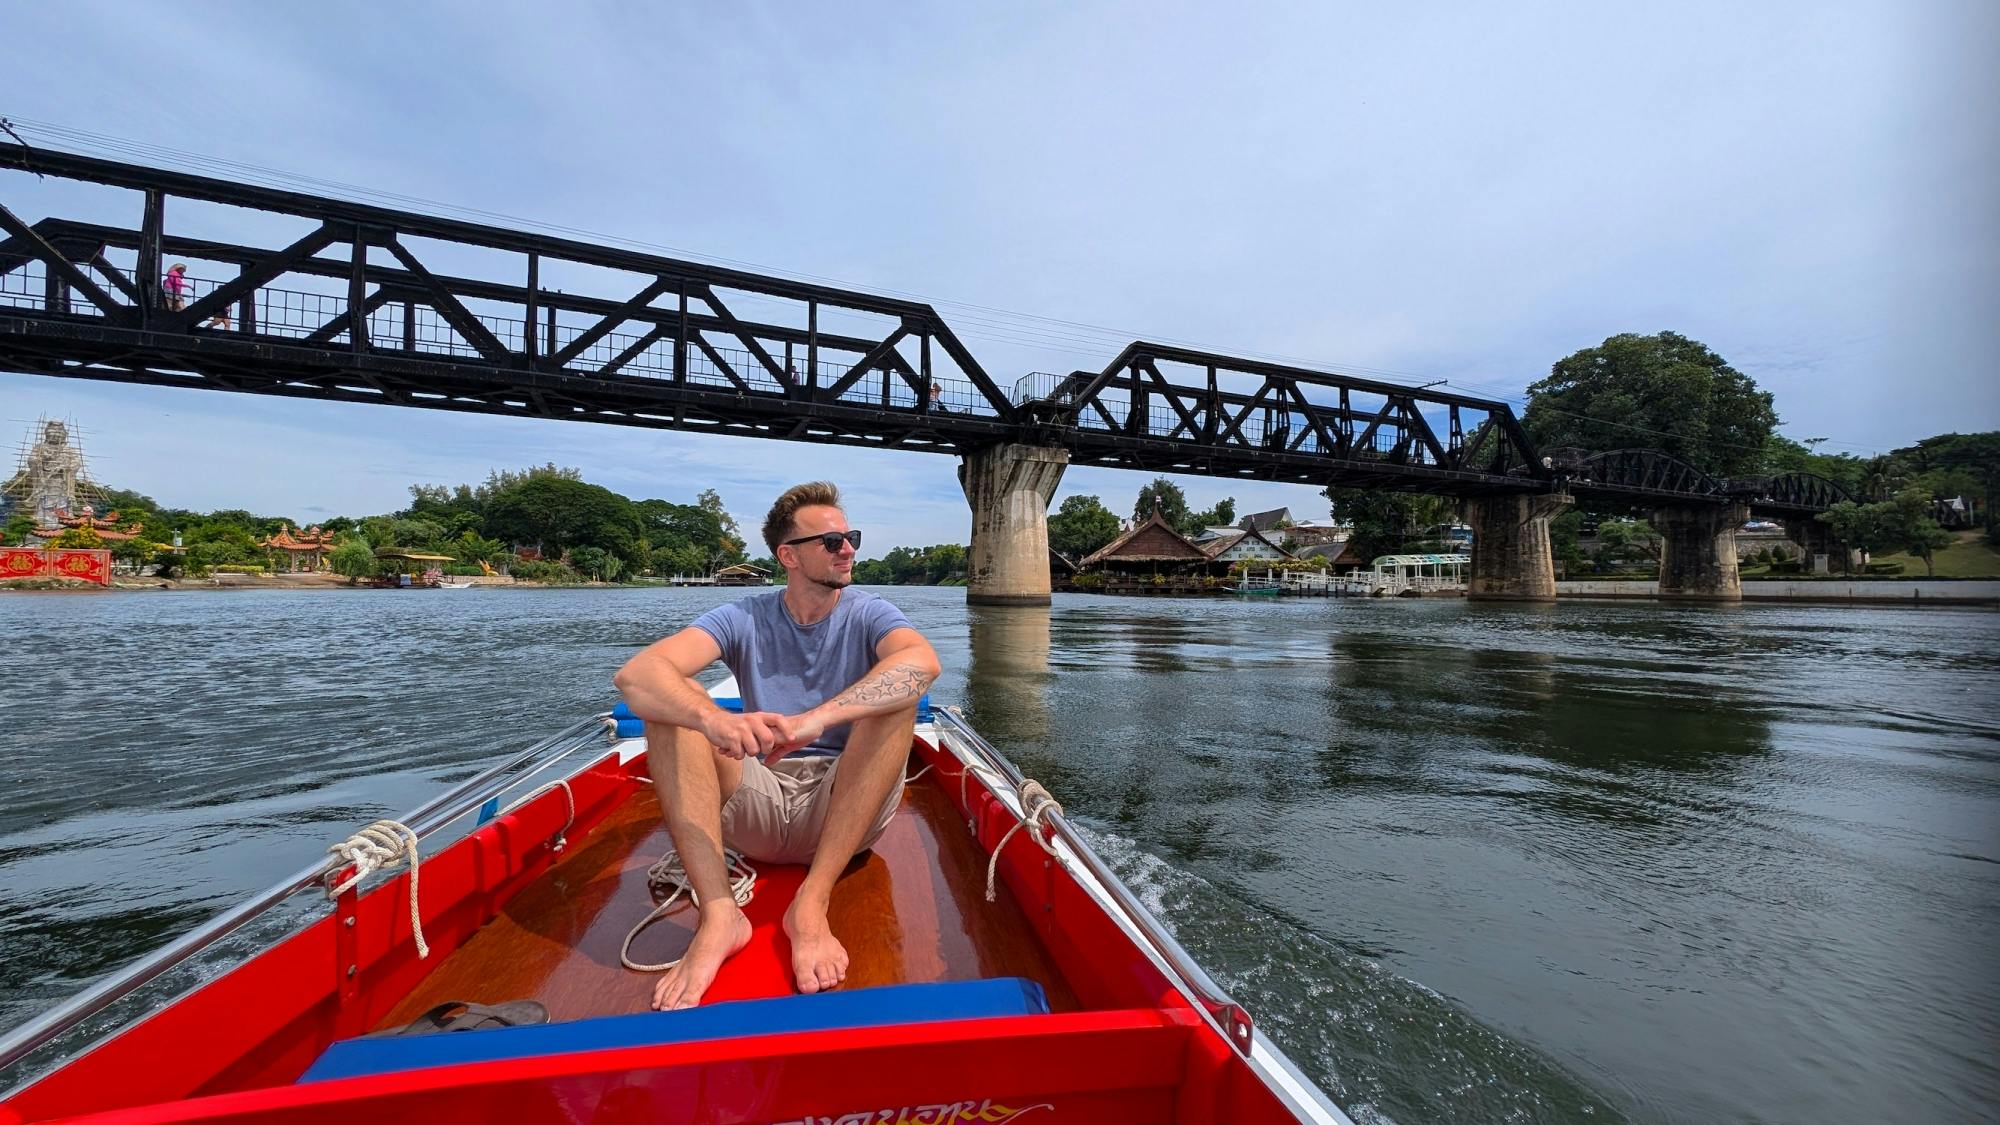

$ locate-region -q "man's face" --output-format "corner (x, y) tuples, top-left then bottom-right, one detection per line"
(780, 504), (855, 591)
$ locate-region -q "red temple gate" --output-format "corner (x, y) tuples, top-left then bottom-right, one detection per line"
(0, 547), (112, 586)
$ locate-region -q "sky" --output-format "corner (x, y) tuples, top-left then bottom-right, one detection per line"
(2, 1), (1995, 550)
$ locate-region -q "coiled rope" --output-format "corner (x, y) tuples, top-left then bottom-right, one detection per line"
(985, 779), (1062, 903)
(619, 848), (758, 972)
(325, 820), (429, 959)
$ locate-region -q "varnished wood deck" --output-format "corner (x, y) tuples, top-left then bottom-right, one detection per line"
(377, 771), (1078, 1030)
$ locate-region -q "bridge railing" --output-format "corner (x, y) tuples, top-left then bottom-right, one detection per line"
(1011, 368), (1457, 466)
(5, 258), (997, 417)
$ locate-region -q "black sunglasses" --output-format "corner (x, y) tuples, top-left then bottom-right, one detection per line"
(783, 529), (862, 552)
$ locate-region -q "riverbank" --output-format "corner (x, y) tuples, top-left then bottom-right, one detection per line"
(1558, 577), (2000, 605)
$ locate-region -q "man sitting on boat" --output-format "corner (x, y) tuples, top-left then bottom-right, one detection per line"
(613, 481), (941, 1010)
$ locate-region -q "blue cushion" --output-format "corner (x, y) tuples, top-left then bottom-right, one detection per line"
(299, 978), (1047, 1084)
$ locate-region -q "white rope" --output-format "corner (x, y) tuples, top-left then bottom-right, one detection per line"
(904, 761), (934, 783)
(985, 779), (1062, 903)
(619, 848), (758, 972)
(325, 820), (429, 959)
(501, 779), (575, 853)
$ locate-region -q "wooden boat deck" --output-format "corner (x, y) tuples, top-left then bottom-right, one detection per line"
(376, 772), (1079, 1030)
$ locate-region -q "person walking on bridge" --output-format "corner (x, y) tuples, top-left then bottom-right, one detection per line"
(613, 481), (940, 1009)
(161, 263), (230, 330)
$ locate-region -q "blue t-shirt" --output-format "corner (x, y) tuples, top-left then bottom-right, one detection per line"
(689, 588), (915, 755)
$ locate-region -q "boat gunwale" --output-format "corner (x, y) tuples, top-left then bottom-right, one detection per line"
(932, 707), (1353, 1125)
(0, 713), (614, 1083)
(4, 706), (1354, 1125)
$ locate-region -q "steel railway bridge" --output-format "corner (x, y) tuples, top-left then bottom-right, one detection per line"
(0, 142), (1842, 602)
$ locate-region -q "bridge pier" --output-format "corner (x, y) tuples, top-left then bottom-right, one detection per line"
(1465, 493), (1573, 601)
(1653, 503), (1749, 600)
(1780, 517), (1840, 574)
(959, 442), (1069, 606)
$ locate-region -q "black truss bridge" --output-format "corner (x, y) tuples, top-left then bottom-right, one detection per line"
(0, 142), (1845, 514)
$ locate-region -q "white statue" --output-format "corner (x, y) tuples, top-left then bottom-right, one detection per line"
(3, 419), (99, 529)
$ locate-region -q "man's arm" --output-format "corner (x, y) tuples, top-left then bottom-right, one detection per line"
(613, 626), (784, 759)
(778, 627), (940, 750)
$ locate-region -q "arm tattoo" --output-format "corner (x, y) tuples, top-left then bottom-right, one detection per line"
(833, 662), (933, 708)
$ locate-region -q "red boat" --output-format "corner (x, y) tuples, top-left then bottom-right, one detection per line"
(0, 691), (1352, 1124)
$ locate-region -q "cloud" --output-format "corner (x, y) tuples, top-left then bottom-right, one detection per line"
(2, 2), (1994, 547)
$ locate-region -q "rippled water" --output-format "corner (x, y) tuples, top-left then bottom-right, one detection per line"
(1, 587), (1995, 1123)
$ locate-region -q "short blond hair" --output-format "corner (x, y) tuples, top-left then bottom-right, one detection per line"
(763, 481), (842, 554)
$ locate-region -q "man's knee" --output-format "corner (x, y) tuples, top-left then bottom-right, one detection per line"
(848, 703), (919, 743)
(646, 723), (742, 801)
(644, 721), (714, 759)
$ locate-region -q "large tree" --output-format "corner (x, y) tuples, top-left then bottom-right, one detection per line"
(1132, 478), (1190, 528)
(1184, 497), (1236, 536)
(1894, 431), (1999, 540)
(1322, 487), (1453, 565)
(1524, 331), (1777, 477)
(1048, 494), (1121, 559)
(484, 476), (640, 560)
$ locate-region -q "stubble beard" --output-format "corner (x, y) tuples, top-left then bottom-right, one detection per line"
(813, 571), (851, 592)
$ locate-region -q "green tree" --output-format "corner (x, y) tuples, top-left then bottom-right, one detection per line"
(1323, 487), (1454, 563)
(3, 513), (34, 546)
(1133, 478), (1190, 528)
(1761, 435), (1867, 495)
(328, 539), (377, 583)
(1524, 331), (1777, 477)
(1549, 508), (1587, 572)
(1594, 518), (1662, 567)
(695, 488), (746, 560)
(1817, 500), (1896, 564)
(1895, 431), (2000, 540)
(1184, 497), (1236, 536)
(484, 477), (640, 560)
(569, 545), (621, 582)
(1885, 488), (1954, 577)
(51, 525), (104, 549)
(1048, 495), (1121, 559)
(449, 530), (505, 565)
(923, 543), (968, 584)
(110, 537), (158, 572)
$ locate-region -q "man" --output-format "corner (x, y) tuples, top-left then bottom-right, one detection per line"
(613, 481), (940, 1010)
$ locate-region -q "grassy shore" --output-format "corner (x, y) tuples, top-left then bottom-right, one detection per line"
(1869, 530), (2000, 578)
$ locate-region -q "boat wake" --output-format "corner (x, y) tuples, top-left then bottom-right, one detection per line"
(1080, 826), (1630, 1125)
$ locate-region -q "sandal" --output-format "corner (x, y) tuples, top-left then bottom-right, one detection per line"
(368, 1000), (549, 1037)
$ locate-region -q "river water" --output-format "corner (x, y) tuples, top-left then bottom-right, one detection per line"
(0, 587), (1994, 1123)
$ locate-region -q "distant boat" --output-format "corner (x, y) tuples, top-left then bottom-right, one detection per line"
(435, 579), (474, 590)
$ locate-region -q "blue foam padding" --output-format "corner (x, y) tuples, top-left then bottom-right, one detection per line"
(611, 694), (933, 725)
(298, 978), (1048, 1084)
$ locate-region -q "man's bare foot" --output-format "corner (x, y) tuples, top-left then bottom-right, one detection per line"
(651, 902), (751, 1010)
(783, 900), (848, 994)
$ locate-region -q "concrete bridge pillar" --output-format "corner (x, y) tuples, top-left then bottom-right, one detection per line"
(1781, 517), (1839, 574)
(959, 442), (1068, 606)
(1465, 493), (1573, 601)
(1654, 503), (1749, 600)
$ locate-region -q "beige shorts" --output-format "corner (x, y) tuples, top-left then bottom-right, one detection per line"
(719, 753), (901, 865)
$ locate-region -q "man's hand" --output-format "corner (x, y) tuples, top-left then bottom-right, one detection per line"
(772, 711), (830, 758)
(700, 709), (788, 760)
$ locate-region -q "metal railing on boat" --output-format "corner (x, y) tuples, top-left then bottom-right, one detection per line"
(0, 713), (613, 1078)
(931, 707), (1354, 1125)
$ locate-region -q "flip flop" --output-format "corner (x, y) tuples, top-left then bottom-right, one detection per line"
(368, 1000), (549, 1037)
